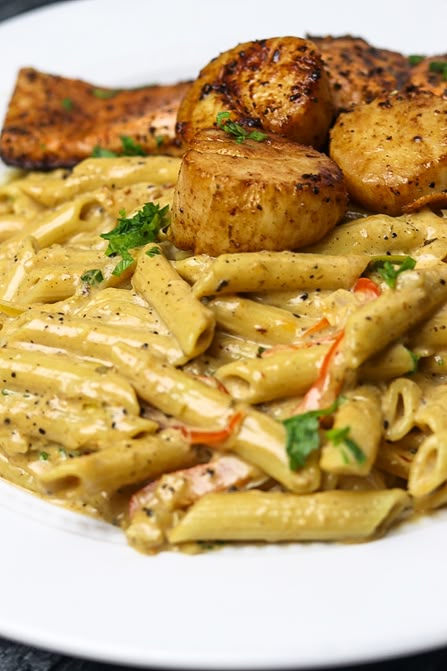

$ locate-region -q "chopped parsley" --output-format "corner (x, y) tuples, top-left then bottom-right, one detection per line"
(92, 87), (119, 99)
(434, 354), (445, 367)
(91, 135), (146, 158)
(325, 426), (366, 465)
(429, 61), (447, 80)
(100, 202), (169, 276)
(61, 97), (74, 111)
(408, 54), (425, 66)
(145, 246), (161, 258)
(39, 451), (49, 461)
(80, 269), (104, 285)
(372, 256), (416, 289)
(406, 348), (421, 374)
(216, 111), (268, 144)
(283, 399), (340, 470)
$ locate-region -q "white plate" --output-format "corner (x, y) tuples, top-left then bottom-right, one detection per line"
(1, 0), (447, 668)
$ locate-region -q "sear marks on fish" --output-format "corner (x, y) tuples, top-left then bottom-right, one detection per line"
(308, 35), (411, 113)
(407, 54), (447, 98)
(0, 67), (190, 170)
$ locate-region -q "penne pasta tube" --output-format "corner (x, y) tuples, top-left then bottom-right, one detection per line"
(0, 214), (30, 241)
(167, 489), (410, 544)
(207, 295), (315, 345)
(192, 251), (369, 297)
(320, 386), (382, 475)
(358, 344), (419, 382)
(0, 235), (36, 302)
(342, 265), (447, 369)
(408, 431), (447, 498)
(132, 244), (215, 358)
(215, 345), (330, 403)
(0, 390), (156, 450)
(0, 346), (139, 413)
(3, 311), (187, 366)
(174, 254), (214, 284)
(381, 378), (422, 441)
(38, 430), (197, 496)
(20, 156), (181, 207)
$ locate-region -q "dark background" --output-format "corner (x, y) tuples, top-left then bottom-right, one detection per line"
(1, 1), (447, 669)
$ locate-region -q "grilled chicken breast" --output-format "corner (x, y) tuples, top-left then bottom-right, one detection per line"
(170, 128), (347, 255)
(0, 68), (190, 170)
(407, 55), (447, 98)
(176, 37), (334, 150)
(309, 35), (410, 112)
(329, 89), (447, 215)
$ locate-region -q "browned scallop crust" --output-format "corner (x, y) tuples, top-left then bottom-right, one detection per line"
(309, 35), (410, 112)
(170, 129), (348, 256)
(407, 55), (447, 98)
(329, 89), (447, 216)
(176, 37), (334, 150)
(0, 68), (190, 170)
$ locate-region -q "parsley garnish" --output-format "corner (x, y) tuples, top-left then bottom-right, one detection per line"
(325, 426), (366, 465)
(373, 256), (416, 289)
(408, 54), (425, 66)
(61, 97), (73, 111)
(80, 269), (104, 285)
(429, 61), (447, 80)
(283, 399), (341, 470)
(100, 202), (169, 276)
(92, 87), (119, 99)
(39, 451), (49, 461)
(145, 247), (161, 258)
(91, 135), (146, 158)
(216, 111), (268, 144)
(405, 348), (421, 374)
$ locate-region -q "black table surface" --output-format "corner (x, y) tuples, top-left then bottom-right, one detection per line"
(1, 1), (447, 669)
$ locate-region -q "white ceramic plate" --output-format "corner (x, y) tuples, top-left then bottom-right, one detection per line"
(1, 0), (447, 668)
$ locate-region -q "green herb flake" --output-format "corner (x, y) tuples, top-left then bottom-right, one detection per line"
(429, 61), (447, 80)
(408, 54), (425, 66)
(405, 348), (421, 374)
(61, 97), (74, 111)
(325, 426), (366, 464)
(282, 399), (341, 470)
(119, 135), (146, 156)
(92, 87), (119, 99)
(216, 111), (268, 144)
(80, 269), (104, 285)
(373, 256), (416, 289)
(435, 354), (445, 367)
(155, 135), (164, 148)
(101, 202), (169, 276)
(39, 451), (50, 461)
(91, 145), (118, 158)
(145, 247), (161, 258)
(1, 388), (10, 396)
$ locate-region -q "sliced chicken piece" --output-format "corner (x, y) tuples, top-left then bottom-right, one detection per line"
(170, 128), (348, 255)
(309, 35), (410, 112)
(407, 54), (447, 98)
(0, 67), (190, 170)
(176, 36), (334, 150)
(329, 89), (447, 215)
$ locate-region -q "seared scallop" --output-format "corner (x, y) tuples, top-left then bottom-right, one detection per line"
(309, 35), (410, 113)
(176, 37), (334, 150)
(170, 129), (348, 256)
(329, 89), (447, 215)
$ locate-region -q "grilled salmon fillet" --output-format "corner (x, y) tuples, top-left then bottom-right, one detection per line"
(309, 35), (411, 112)
(0, 68), (190, 170)
(407, 55), (447, 98)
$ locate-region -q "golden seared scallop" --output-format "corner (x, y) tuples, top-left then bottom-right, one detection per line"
(407, 55), (447, 98)
(329, 89), (447, 215)
(309, 35), (410, 113)
(170, 129), (348, 256)
(176, 37), (334, 150)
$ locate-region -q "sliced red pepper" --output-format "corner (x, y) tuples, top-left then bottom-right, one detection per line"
(175, 410), (244, 446)
(296, 330), (345, 413)
(196, 374), (229, 395)
(352, 277), (381, 300)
